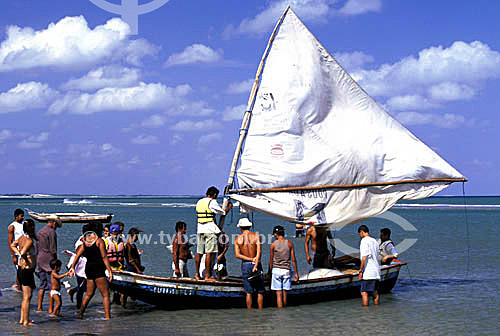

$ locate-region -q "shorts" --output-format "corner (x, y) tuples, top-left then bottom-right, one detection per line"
(172, 259), (189, 278)
(360, 279), (379, 293)
(197, 233), (218, 254)
(271, 268), (291, 291)
(313, 251), (333, 268)
(37, 270), (52, 290)
(241, 262), (265, 295)
(17, 268), (36, 289)
(50, 289), (61, 297)
(85, 263), (107, 280)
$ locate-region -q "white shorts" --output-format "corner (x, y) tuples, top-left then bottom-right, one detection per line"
(172, 259), (189, 278)
(50, 289), (61, 297)
(271, 268), (291, 291)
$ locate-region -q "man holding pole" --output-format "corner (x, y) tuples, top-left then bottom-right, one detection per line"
(195, 186), (233, 281)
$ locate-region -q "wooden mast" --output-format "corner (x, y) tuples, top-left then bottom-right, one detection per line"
(218, 6), (291, 229)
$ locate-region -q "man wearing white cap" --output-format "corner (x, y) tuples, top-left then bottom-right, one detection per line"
(36, 215), (62, 313)
(235, 218), (265, 309)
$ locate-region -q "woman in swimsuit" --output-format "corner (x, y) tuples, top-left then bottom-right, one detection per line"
(10, 219), (37, 327)
(71, 222), (113, 320)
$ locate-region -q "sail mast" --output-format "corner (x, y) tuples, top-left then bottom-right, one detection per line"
(218, 6), (291, 229)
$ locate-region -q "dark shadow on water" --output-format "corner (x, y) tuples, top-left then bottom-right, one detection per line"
(394, 278), (493, 293)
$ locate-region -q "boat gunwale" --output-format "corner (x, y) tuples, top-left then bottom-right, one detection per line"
(112, 261), (406, 287)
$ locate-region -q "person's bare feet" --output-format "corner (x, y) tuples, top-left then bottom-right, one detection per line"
(204, 277), (216, 282)
(49, 314), (57, 318)
(76, 313), (83, 319)
(23, 321), (34, 327)
(195, 274), (201, 280)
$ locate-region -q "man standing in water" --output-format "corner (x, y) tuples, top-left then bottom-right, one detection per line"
(37, 215), (62, 312)
(195, 186), (232, 281)
(234, 218), (265, 309)
(8, 208), (25, 290)
(358, 225), (380, 307)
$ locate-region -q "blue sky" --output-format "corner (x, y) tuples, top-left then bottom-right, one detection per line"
(0, 0), (499, 195)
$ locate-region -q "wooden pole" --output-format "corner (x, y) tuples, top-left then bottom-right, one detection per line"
(228, 177), (468, 194)
(218, 6), (291, 230)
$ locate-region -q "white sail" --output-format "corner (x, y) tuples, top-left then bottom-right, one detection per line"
(228, 8), (466, 227)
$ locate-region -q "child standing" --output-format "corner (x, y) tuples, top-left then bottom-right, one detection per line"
(268, 225), (299, 308)
(49, 259), (72, 317)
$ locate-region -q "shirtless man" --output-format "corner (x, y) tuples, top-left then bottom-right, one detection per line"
(234, 218), (265, 309)
(305, 225), (335, 268)
(172, 221), (191, 277)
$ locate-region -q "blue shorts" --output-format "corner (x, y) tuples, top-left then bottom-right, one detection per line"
(360, 279), (379, 293)
(271, 268), (291, 291)
(241, 262), (265, 295)
(37, 270), (52, 291)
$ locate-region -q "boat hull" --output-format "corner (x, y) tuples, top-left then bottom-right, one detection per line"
(110, 262), (405, 308)
(27, 210), (113, 223)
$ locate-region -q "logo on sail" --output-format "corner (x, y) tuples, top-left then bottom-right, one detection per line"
(259, 92), (276, 112)
(270, 144), (284, 158)
(88, 0), (171, 34)
(294, 200), (326, 224)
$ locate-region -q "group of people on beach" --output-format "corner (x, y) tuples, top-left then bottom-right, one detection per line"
(7, 187), (400, 325)
(7, 208), (145, 326)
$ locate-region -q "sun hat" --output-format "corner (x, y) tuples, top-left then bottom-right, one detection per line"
(237, 218), (253, 228)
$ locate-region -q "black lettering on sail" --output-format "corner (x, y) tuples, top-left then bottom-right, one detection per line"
(294, 200), (326, 224)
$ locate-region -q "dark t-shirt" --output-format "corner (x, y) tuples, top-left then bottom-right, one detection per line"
(36, 225), (57, 272)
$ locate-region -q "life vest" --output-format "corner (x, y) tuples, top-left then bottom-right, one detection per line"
(105, 237), (124, 266)
(379, 239), (395, 257)
(196, 197), (216, 224)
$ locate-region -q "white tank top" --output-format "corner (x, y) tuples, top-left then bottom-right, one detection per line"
(9, 221), (24, 241)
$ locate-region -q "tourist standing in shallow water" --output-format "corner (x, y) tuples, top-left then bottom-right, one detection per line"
(269, 225), (299, 308)
(10, 219), (37, 326)
(235, 218), (265, 310)
(358, 225), (381, 307)
(36, 215), (61, 313)
(8, 208), (25, 291)
(71, 223), (113, 320)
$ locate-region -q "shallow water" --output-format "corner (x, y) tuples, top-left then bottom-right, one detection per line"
(0, 196), (499, 335)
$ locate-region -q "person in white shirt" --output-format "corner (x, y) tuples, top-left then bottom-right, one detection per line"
(195, 186), (233, 281)
(358, 225), (381, 306)
(8, 208), (25, 290)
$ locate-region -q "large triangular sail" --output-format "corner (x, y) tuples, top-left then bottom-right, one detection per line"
(225, 7), (466, 228)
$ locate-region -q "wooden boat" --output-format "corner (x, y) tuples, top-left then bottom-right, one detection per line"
(27, 209), (113, 223)
(111, 6), (465, 308)
(111, 262), (406, 308)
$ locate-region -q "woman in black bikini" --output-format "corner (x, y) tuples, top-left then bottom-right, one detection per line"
(71, 223), (113, 320)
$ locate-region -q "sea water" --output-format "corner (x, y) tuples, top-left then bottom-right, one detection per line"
(0, 196), (498, 335)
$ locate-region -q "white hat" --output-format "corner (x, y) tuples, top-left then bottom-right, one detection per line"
(237, 218), (253, 228)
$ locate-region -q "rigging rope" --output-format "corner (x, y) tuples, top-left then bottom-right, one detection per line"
(461, 182), (471, 279)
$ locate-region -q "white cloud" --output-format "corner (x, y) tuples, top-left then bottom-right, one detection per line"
(131, 135), (159, 145)
(170, 134), (183, 145)
(61, 65), (141, 91)
(48, 83), (192, 115)
(336, 0), (382, 16)
(353, 41), (500, 98)
(386, 95), (438, 111)
(334, 51), (374, 72)
(428, 82), (475, 102)
(471, 159), (493, 169)
(18, 132), (49, 149)
(0, 129), (12, 142)
(222, 104), (246, 121)
(170, 119), (222, 132)
(0, 82), (58, 113)
(164, 44), (223, 67)
(67, 142), (121, 159)
(395, 111), (473, 129)
(223, 0), (381, 38)
(38, 160), (57, 169)
(226, 79), (253, 94)
(198, 132), (223, 145)
(0, 16), (157, 72)
(141, 114), (167, 128)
